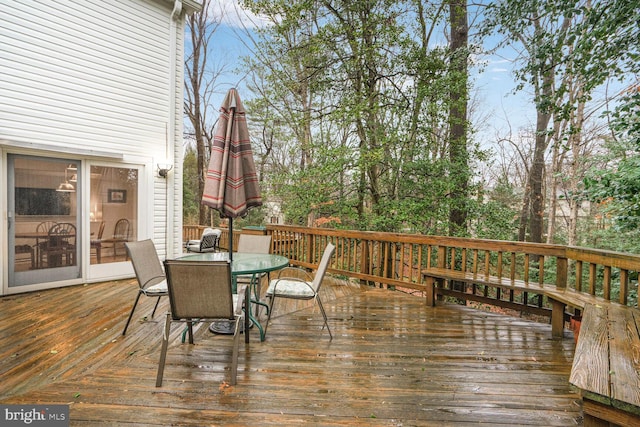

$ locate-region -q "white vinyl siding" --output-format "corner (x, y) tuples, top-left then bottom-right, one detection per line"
(0, 0), (189, 289)
(168, 14), (184, 259)
(0, 0), (171, 158)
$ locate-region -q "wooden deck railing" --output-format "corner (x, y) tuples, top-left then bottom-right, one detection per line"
(183, 224), (640, 318)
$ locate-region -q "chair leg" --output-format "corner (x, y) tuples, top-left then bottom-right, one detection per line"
(263, 295), (276, 339)
(251, 274), (269, 318)
(253, 278), (261, 318)
(122, 292), (142, 335)
(230, 317), (242, 385)
(156, 313), (171, 387)
(316, 296), (333, 340)
(187, 321), (194, 344)
(244, 290), (251, 345)
(151, 296), (162, 318)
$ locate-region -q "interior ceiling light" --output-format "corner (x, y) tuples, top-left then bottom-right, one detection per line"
(56, 164), (77, 192)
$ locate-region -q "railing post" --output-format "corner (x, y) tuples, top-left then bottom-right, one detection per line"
(437, 245), (446, 268)
(360, 240), (370, 287)
(556, 257), (568, 289)
(306, 234), (315, 266)
(620, 269), (629, 305)
(435, 245), (446, 301)
(550, 299), (566, 339)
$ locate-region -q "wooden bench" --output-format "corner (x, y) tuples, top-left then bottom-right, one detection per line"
(422, 267), (611, 339)
(569, 303), (640, 427)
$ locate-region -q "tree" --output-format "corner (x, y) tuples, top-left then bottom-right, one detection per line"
(182, 144), (200, 224)
(485, 1), (573, 243)
(242, 0), (479, 234)
(482, 0), (638, 244)
(184, 0), (226, 225)
(585, 86), (640, 231)
(578, 1), (640, 234)
(447, 0), (469, 236)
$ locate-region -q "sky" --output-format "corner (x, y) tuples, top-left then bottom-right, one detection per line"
(202, 0), (267, 109)
(203, 1), (538, 139)
(203, 0), (634, 144)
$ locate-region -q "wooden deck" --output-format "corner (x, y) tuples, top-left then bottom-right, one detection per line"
(0, 276), (582, 426)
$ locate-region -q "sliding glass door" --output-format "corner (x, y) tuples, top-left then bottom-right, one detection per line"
(8, 155), (81, 287)
(89, 165), (138, 267)
(7, 155), (142, 290)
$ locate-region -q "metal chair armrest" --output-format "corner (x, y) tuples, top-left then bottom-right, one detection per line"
(142, 275), (167, 290)
(276, 267), (313, 281)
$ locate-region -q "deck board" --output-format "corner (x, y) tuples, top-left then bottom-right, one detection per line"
(0, 276), (581, 425)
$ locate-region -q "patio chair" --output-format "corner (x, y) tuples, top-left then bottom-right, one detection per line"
(185, 228), (220, 253)
(14, 244), (35, 269)
(102, 218), (131, 260)
(122, 240), (168, 336)
(90, 221), (105, 263)
(157, 259), (246, 386)
(34, 220), (57, 268)
(45, 222), (76, 267)
(237, 234), (272, 254)
(264, 242), (335, 340)
(236, 234), (272, 315)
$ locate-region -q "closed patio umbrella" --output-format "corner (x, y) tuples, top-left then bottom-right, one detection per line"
(202, 88), (262, 260)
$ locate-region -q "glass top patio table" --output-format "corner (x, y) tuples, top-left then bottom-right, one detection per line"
(179, 252), (289, 276)
(178, 252), (289, 341)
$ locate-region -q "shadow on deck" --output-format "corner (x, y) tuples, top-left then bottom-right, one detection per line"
(0, 276), (581, 426)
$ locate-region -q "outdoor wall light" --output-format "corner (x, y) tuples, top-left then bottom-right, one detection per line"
(157, 163), (173, 178)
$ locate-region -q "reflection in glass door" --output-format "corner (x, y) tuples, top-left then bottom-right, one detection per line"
(8, 155), (81, 287)
(89, 166), (138, 265)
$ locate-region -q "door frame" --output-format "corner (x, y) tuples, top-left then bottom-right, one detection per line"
(1, 151), (152, 295)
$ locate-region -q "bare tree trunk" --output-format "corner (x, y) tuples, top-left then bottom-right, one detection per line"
(448, 0), (469, 236)
(184, 0), (222, 225)
(545, 118), (568, 244)
(529, 107), (550, 243)
(546, 142), (559, 244)
(567, 94), (586, 247)
(518, 178), (531, 241)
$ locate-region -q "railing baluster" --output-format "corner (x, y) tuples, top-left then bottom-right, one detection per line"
(484, 250), (490, 279)
(178, 224), (640, 311)
(575, 261), (583, 292)
(620, 269), (629, 305)
(473, 249), (478, 275)
(556, 257), (567, 289)
(603, 266), (611, 300)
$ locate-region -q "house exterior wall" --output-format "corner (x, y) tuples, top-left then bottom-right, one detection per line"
(0, 0), (195, 292)
(1, 0), (172, 156)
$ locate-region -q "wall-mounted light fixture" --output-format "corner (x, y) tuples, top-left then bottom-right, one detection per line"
(157, 162), (173, 178)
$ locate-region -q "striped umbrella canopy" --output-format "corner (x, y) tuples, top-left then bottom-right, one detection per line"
(202, 88), (262, 257)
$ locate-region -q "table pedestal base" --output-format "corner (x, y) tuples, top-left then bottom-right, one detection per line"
(209, 320), (252, 334)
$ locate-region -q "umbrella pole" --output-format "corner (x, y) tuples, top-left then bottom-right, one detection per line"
(229, 218), (233, 261)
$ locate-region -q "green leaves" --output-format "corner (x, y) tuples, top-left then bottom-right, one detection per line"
(583, 89), (640, 232)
